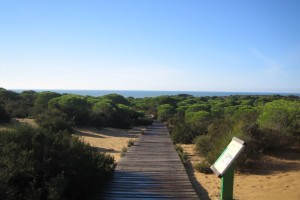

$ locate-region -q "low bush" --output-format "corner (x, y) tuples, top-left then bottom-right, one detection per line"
(35, 108), (74, 132)
(194, 160), (213, 174)
(175, 145), (188, 165)
(0, 104), (10, 123)
(0, 125), (115, 200)
(194, 135), (211, 157)
(171, 123), (195, 144)
(120, 146), (128, 157)
(127, 139), (134, 147)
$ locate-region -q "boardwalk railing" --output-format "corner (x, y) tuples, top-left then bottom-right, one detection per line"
(103, 122), (199, 199)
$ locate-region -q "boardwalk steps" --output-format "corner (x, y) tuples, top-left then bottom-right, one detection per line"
(102, 122), (199, 199)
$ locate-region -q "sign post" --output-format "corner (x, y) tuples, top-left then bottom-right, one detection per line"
(221, 163), (235, 199)
(210, 137), (245, 200)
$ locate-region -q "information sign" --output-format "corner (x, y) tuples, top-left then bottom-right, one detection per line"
(211, 137), (245, 177)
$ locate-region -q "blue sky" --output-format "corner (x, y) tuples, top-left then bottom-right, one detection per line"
(0, 0), (300, 92)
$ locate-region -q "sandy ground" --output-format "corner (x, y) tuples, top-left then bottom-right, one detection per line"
(74, 127), (145, 162)
(6, 119), (144, 162)
(14, 118), (38, 127)
(181, 144), (300, 200)
(0, 118), (38, 131)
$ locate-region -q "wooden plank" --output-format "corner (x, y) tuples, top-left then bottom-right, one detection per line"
(102, 122), (199, 199)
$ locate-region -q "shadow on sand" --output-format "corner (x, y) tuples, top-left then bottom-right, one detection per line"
(240, 150), (300, 175)
(185, 160), (211, 200)
(92, 147), (118, 154)
(73, 127), (144, 139)
(73, 128), (104, 138)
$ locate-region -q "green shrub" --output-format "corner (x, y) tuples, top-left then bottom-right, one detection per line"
(175, 145), (188, 165)
(48, 94), (91, 126)
(0, 89), (34, 118)
(35, 108), (74, 132)
(120, 146), (128, 157)
(194, 160), (213, 174)
(0, 125), (115, 200)
(0, 104), (10, 123)
(157, 104), (176, 122)
(127, 139), (134, 147)
(33, 91), (61, 116)
(258, 100), (300, 148)
(194, 135), (212, 157)
(206, 128), (245, 164)
(171, 123), (195, 144)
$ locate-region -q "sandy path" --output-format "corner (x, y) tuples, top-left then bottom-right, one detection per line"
(74, 127), (145, 162)
(181, 144), (300, 200)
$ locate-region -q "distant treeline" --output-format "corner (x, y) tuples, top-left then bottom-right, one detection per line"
(0, 88), (153, 130)
(1, 88), (299, 152)
(142, 93), (300, 172)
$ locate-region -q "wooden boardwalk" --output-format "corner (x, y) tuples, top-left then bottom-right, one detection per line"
(102, 122), (199, 199)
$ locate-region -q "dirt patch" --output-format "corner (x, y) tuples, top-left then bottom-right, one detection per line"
(0, 118), (38, 131)
(13, 118), (38, 127)
(74, 127), (145, 162)
(181, 144), (300, 200)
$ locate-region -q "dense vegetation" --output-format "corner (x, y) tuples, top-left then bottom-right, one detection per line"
(1, 87), (299, 198)
(0, 125), (115, 200)
(131, 94), (300, 172)
(126, 93), (299, 171)
(0, 88), (152, 130)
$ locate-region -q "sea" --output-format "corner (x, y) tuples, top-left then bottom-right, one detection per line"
(13, 89), (300, 98)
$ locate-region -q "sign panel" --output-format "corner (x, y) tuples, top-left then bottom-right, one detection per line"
(211, 137), (245, 177)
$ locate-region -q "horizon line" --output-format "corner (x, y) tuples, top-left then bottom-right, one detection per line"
(7, 88), (300, 94)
